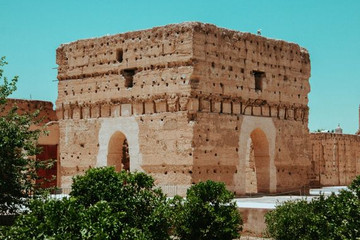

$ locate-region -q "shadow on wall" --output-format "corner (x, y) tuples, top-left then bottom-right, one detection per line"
(107, 131), (130, 172)
(245, 128), (270, 194)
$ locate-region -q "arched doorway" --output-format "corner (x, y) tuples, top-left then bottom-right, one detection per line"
(107, 131), (130, 172)
(245, 128), (270, 194)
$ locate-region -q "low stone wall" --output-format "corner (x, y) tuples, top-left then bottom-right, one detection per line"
(239, 207), (270, 237)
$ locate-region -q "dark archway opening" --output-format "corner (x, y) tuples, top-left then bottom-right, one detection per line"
(107, 131), (130, 172)
(245, 128), (270, 194)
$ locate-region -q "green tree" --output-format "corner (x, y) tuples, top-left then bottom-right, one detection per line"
(173, 180), (243, 240)
(4, 167), (172, 240)
(0, 56), (50, 215)
(70, 167), (172, 240)
(265, 177), (360, 239)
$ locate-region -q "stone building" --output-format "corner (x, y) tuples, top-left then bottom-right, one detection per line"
(55, 22), (313, 195)
(5, 22), (359, 196)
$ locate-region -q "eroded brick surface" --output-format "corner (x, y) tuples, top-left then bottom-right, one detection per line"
(55, 22), (358, 195)
(310, 133), (360, 186)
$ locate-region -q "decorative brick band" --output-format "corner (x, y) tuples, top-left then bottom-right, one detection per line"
(56, 95), (308, 123)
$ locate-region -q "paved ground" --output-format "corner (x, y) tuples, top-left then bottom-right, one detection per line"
(234, 186), (347, 209)
(239, 237), (270, 240)
(309, 186), (347, 195)
(235, 195), (314, 209)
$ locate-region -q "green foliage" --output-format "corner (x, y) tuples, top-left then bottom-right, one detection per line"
(349, 175), (360, 198)
(70, 166), (155, 206)
(71, 167), (172, 240)
(4, 167), (172, 240)
(0, 56), (18, 104)
(4, 167), (244, 239)
(173, 180), (242, 240)
(265, 199), (317, 240)
(0, 56), (51, 215)
(265, 177), (360, 240)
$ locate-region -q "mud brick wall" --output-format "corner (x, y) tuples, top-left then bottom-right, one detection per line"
(1, 99), (60, 186)
(1, 99), (58, 146)
(189, 23), (311, 194)
(2, 99), (57, 123)
(56, 22), (313, 195)
(56, 23), (196, 190)
(310, 133), (360, 186)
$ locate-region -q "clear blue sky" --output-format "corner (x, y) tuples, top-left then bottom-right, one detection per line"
(0, 0), (359, 133)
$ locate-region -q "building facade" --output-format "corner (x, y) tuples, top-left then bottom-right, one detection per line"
(5, 23), (359, 196)
(55, 22), (315, 195)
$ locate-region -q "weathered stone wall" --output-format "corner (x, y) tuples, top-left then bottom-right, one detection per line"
(56, 24), (196, 190)
(1, 99), (58, 145)
(2, 99), (57, 123)
(2, 99), (60, 186)
(310, 133), (360, 186)
(56, 22), (312, 194)
(189, 23), (311, 194)
(191, 23), (311, 106)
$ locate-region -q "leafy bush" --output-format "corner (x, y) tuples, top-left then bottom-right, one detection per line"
(4, 168), (244, 239)
(173, 180), (242, 240)
(71, 167), (172, 240)
(4, 167), (172, 240)
(349, 175), (360, 198)
(265, 177), (360, 240)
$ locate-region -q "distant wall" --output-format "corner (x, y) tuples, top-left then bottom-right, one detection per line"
(1, 98), (60, 187)
(310, 133), (360, 186)
(2, 98), (57, 122)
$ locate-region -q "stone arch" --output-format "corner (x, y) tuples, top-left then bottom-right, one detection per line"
(96, 117), (142, 172)
(107, 131), (130, 171)
(235, 116), (276, 195)
(245, 128), (270, 193)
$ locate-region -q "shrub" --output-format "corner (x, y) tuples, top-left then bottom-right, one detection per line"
(349, 175), (360, 198)
(4, 167), (172, 240)
(5, 168), (244, 239)
(173, 180), (242, 240)
(265, 177), (360, 240)
(71, 167), (171, 240)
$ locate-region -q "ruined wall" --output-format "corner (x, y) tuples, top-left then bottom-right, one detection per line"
(2, 99), (57, 122)
(56, 22), (312, 195)
(56, 24), (196, 190)
(1, 99), (60, 186)
(191, 113), (240, 187)
(1, 99), (58, 145)
(189, 23), (311, 194)
(310, 133), (360, 186)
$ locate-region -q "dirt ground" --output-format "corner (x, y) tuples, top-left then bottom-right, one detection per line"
(239, 237), (271, 240)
